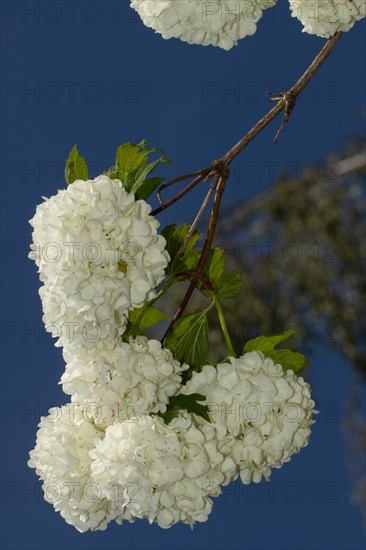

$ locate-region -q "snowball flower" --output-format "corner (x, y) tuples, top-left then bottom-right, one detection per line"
(61, 337), (188, 426)
(289, 0), (366, 37)
(183, 351), (316, 484)
(90, 413), (236, 528)
(131, 0), (277, 50)
(39, 284), (123, 351)
(29, 175), (169, 347)
(28, 404), (134, 532)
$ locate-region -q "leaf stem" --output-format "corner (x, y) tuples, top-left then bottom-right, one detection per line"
(214, 298), (237, 358)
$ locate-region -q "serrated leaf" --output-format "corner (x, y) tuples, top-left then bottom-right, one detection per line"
(266, 349), (309, 373)
(133, 177), (164, 201)
(161, 393), (210, 424)
(204, 248), (225, 289)
(184, 249), (202, 270)
(164, 309), (209, 369)
(244, 330), (296, 354)
(129, 305), (168, 329)
(161, 224), (202, 279)
(105, 141), (170, 201)
(216, 269), (243, 300)
(244, 330), (309, 373)
(126, 158), (168, 200)
(115, 142), (149, 180)
(64, 145), (88, 184)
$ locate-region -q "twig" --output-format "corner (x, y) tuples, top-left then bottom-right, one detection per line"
(180, 178), (218, 255)
(163, 172), (229, 340)
(157, 169), (209, 204)
(220, 32), (342, 165)
(153, 33), (342, 218)
(151, 172), (207, 216)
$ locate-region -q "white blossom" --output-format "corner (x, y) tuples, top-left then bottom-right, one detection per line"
(28, 404), (134, 532)
(131, 0), (277, 50)
(61, 337), (189, 425)
(289, 0), (366, 37)
(183, 351), (316, 484)
(29, 176), (169, 348)
(90, 413), (236, 528)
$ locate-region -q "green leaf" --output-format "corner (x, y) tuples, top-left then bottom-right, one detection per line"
(122, 304), (167, 341)
(65, 145), (88, 184)
(244, 330), (296, 354)
(133, 177), (164, 201)
(161, 224), (202, 279)
(216, 269), (243, 300)
(122, 321), (144, 340)
(160, 393), (210, 424)
(265, 349), (310, 373)
(204, 248), (225, 289)
(105, 141), (171, 201)
(164, 309), (209, 369)
(125, 160), (167, 200)
(129, 305), (168, 329)
(116, 142), (149, 180)
(244, 330), (309, 373)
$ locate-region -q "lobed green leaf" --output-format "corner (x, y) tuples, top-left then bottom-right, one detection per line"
(244, 329), (309, 373)
(164, 309), (209, 369)
(65, 145), (88, 184)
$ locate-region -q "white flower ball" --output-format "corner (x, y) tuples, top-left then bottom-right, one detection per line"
(29, 175), (169, 346)
(289, 0), (366, 37)
(131, 0), (277, 50)
(90, 413), (236, 528)
(183, 351), (316, 484)
(61, 337), (189, 425)
(39, 284), (123, 351)
(28, 404), (134, 532)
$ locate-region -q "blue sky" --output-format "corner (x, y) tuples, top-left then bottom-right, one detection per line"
(1, 2), (365, 549)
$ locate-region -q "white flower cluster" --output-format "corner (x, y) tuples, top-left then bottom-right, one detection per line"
(28, 404), (133, 532)
(289, 0), (366, 37)
(29, 351), (316, 531)
(29, 175), (198, 530)
(61, 336), (188, 425)
(29, 175), (169, 350)
(90, 413), (236, 528)
(131, 0), (277, 50)
(28, 175), (316, 532)
(183, 351), (316, 484)
(131, 0), (365, 45)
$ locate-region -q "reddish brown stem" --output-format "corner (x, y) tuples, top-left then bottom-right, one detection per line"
(152, 173), (207, 216)
(163, 172), (228, 339)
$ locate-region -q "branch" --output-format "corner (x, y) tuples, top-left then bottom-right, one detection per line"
(158, 32), (343, 342)
(153, 33), (342, 217)
(163, 171), (229, 339)
(220, 32), (342, 165)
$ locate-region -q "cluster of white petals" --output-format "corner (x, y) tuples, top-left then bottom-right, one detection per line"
(289, 0), (366, 37)
(29, 171), (317, 533)
(29, 175), (169, 349)
(28, 404), (134, 532)
(61, 337), (188, 425)
(131, 0), (277, 50)
(90, 413), (236, 528)
(183, 351), (316, 484)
